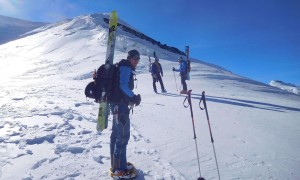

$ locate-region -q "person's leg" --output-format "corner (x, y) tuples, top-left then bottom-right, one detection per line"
(110, 105), (117, 168)
(181, 74), (187, 91)
(111, 105), (130, 171)
(157, 75), (165, 91)
(152, 76), (157, 93)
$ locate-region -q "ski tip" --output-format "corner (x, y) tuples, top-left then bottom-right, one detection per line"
(110, 11), (118, 22)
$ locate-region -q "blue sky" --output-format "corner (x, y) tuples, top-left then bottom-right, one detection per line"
(1, 0), (299, 85)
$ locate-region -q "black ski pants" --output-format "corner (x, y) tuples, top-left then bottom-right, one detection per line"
(181, 73), (187, 91)
(152, 74), (165, 92)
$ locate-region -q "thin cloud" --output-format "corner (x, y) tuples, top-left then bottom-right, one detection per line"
(0, 0), (20, 16)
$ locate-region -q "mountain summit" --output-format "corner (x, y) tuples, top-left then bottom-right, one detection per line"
(0, 13), (184, 57)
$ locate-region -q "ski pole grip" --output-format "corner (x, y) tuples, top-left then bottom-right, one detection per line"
(183, 97), (189, 108)
(199, 91), (205, 110)
(202, 91), (208, 110)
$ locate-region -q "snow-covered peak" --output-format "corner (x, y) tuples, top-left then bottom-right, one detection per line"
(270, 80), (300, 95)
(62, 14), (107, 31)
(22, 14), (107, 36)
(2, 13), (185, 59)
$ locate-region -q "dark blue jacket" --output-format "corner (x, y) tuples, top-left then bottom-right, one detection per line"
(151, 62), (163, 76)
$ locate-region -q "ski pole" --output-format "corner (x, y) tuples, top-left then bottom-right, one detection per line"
(199, 91), (221, 180)
(183, 90), (205, 180)
(173, 71), (178, 91)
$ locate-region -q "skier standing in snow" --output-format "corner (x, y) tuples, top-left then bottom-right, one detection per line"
(151, 57), (167, 93)
(173, 57), (188, 94)
(110, 49), (141, 179)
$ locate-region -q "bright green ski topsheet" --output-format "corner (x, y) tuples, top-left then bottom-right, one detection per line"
(97, 11), (118, 132)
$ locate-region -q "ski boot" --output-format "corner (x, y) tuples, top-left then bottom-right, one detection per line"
(126, 162), (135, 171)
(180, 90), (188, 94)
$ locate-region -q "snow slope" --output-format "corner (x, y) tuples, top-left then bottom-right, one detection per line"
(0, 15), (48, 45)
(270, 80), (300, 95)
(0, 13), (300, 180)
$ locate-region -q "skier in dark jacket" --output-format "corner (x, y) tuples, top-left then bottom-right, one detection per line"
(173, 57), (188, 94)
(110, 49), (141, 179)
(151, 57), (167, 93)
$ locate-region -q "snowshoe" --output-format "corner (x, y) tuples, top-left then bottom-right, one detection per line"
(110, 162), (137, 179)
(110, 169), (137, 179)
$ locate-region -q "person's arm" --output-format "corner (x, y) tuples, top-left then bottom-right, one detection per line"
(173, 64), (180, 72)
(159, 63), (163, 76)
(119, 66), (134, 98)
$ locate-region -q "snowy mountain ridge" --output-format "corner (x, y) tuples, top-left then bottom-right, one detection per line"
(270, 80), (300, 95)
(0, 15), (48, 45)
(0, 13), (300, 180)
(4, 13), (185, 57)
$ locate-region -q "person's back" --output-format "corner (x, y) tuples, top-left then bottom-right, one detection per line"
(151, 62), (160, 75)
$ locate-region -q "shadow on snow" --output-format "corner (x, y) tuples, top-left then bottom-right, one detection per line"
(191, 93), (300, 113)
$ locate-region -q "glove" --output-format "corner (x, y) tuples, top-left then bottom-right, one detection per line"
(130, 94), (141, 106)
(172, 67), (175, 71)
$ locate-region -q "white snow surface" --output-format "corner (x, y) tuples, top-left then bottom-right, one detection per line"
(270, 80), (300, 96)
(0, 13), (300, 180)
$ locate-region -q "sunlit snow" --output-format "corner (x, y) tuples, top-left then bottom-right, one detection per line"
(0, 13), (300, 180)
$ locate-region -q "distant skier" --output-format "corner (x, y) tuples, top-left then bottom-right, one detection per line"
(151, 57), (167, 93)
(173, 57), (188, 94)
(110, 49), (141, 179)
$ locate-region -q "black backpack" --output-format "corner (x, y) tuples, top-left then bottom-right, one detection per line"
(84, 81), (97, 99)
(85, 63), (120, 103)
